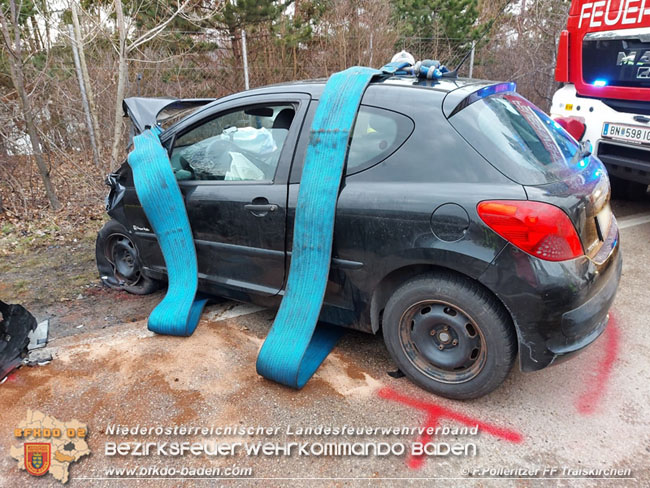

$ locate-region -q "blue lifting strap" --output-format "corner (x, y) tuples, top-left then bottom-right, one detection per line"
(255, 66), (381, 388)
(127, 66), (382, 387)
(381, 61), (411, 74)
(127, 127), (208, 336)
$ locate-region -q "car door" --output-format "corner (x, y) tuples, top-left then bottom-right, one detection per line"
(169, 93), (310, 296)
(286, 99), (416, 325)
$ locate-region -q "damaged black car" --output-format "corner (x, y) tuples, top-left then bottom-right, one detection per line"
(96, 76), (621, 399)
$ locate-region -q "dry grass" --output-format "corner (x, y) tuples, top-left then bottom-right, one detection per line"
(0, 151), (108, 256)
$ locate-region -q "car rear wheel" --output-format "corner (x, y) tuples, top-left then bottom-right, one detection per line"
(382, 272), (516, 400)
(95, 220), (159, 295)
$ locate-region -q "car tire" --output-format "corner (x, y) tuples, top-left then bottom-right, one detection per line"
(95, 219), (159, 295)
(382, 272), (517, 400)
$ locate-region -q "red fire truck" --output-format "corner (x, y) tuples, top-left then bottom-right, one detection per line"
(551, 0), (650, 199)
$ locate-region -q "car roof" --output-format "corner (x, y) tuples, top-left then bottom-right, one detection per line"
(245, 75), (504, 98)
(212, 75), (512, 119)
(159, 74), (514, 136)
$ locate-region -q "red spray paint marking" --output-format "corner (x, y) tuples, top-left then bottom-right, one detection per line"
(378, 387), (523, 469)
(0, 371), (18, 384)
(575, 314), (620, 415)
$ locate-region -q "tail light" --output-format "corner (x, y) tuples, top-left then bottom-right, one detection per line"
(553, 116), (586, 141)
(477, 200), (584, 261)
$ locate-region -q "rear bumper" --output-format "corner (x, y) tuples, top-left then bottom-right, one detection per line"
(478, 227), (622, 372)
(596, 139), (650, 185)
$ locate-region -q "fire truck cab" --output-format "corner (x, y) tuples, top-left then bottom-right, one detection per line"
(551, 0), (650, 199)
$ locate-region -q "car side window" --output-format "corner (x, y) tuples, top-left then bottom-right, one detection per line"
(289, 104), (414, 183)
(170, 104), (296, 181)
(347, 106), (413, 174)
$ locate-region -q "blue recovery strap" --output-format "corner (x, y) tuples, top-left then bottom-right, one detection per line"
(255, 66), (381, 388)
(381, 61), (411, 74)
(128, 66), (381, 387)
(127, 127), (208, 336)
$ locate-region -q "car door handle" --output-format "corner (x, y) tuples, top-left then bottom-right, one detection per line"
(245, 203), (278, 215)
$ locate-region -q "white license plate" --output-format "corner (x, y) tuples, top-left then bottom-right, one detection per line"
(602, 122), (650, 145)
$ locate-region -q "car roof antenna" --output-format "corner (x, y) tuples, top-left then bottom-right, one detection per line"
(441, 48), (473, 79)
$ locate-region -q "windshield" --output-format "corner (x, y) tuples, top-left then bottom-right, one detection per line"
(582, 31), (650, 89)
(449, 93), (582, 185)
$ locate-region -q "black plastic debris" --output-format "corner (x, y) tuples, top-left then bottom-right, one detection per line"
(0, 300), (38, 380)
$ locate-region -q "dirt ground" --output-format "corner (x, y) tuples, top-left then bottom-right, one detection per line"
(1, 197), (649, 487)
(0, 227), (161, 339)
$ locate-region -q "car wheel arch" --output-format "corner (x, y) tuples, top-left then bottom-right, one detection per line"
(369, 264), (518, 350)
(96, 219), (159, 295)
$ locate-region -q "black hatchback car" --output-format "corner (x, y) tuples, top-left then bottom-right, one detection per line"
(97, 76), (622, 399)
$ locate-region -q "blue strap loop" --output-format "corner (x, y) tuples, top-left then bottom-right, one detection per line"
(127, 128), (208, 336)
(255, 66), (381, 388)
(128, 66), (381, 388)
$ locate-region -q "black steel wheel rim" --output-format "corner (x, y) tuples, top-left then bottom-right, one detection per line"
(103, 233), (142, 286)
(398, 300), (487, 384)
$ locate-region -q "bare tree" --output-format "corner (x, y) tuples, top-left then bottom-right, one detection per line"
(111, 0), (129, 167)
(475, 0), (569, 110)
(69, 24), (100, 168)
(0, 0), (61, 210)
(71, 1), (103, 159)
(110, 0), (193, 166)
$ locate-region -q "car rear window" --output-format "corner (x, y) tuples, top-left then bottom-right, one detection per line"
(449, 93), (581, 185)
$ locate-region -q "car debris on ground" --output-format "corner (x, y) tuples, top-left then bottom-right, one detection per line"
(0, 300), (50, 382)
